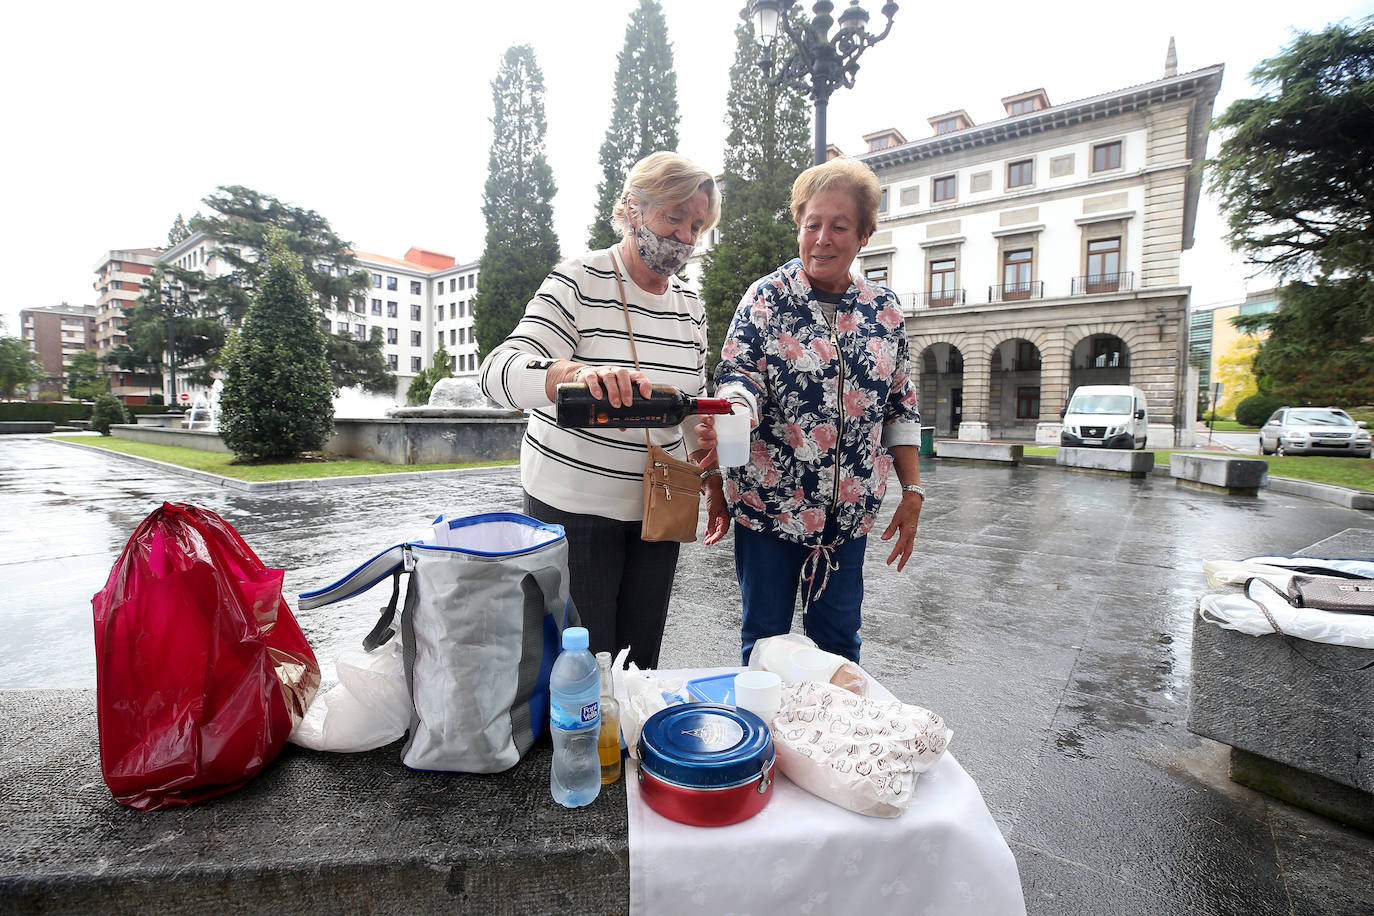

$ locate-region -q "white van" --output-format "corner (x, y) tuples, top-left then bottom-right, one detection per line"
(1059, 385), (1148, 449)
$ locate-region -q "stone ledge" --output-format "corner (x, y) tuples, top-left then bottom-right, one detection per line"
(1169, 454), (1268, 495)
(112, 424), (229, 452)
(1055, 446), (1154, 477)
(0, 421), (54, 434)
(935, 441), (1022, 463)
(0, 689), (629, 915)
(1266, 475), (1374, 511)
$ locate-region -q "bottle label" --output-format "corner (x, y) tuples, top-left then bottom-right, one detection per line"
(551, 698), (599, 731)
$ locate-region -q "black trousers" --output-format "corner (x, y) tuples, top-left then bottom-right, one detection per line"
(524, 493), (680, 670)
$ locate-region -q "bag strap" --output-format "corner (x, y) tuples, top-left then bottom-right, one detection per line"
(608, 249), (656, 455)
(297, 544), (407, 610)
(1245, 577), (1374, 671)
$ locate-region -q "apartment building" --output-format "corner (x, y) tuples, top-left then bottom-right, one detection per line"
(155, 233), (478, 403)
(857, 51), (1223, 445)
(19, 303), (98, 398)
(92, 247), (163, 399)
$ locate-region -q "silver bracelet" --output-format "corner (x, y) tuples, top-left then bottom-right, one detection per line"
(901, 483), (925, 498)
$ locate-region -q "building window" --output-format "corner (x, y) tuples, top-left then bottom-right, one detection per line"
(933, 117), (961, 135)
(1092, 337), (1122, 368)
(320, 318), (332, 334)
(865, 265), (889, 285)
(1015, 340), (1041, 371)
(410, 305), (422, 321)
(1092, 140), (1122, 173)
(450, 328), (456, 345)
(1086, 237), (1122, 292)
(1016, 386), (1041, 419)
(410, 330), (422, 347)
(932, 175), (956, 203)
(388, 354), (398, 370)
(450, 356), (457, 372)
(354, 324), (366, 340)
(459, 301), (466, 318)
(450, 278), (456, 292)
(371, 298), (382, 315)
(387, 301), (398, 317)
(878, 187), (889, 213)
(411, 356), (422, 372)
(373, 274), (382, 289)
(1007, 159), (1033, 189)
(929, 259), (956, 305)
(336, 321), (349, 333)
(386, 327), (398, 345)
(1008, 98), (1038, 116)
(458, 276), (466, 291)
(386, 276), (398, 291)
(410, 280), (422, 295)
(1002, 249), (1033, 300)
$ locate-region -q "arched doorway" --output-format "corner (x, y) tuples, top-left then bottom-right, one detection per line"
(920, 343), (964, 437)
(1070, 334), (1131, 390)
(988, 338), (1043, 439)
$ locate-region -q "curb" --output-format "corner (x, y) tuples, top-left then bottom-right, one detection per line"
(46, 438), (517, 493)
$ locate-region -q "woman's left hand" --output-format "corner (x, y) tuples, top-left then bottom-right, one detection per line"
(703, 482), (730, 545)
(880, 492), (922, 571)
(693, 417), (719, 468)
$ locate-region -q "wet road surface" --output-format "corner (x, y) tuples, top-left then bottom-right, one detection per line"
(3, 435), (1372, 915)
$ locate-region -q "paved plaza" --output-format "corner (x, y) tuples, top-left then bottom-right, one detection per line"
(2, 434), (1373, 915)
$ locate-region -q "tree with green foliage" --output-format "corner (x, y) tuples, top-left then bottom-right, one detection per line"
(65, 349), (108, 400)
(326, 327), (396, 394)
(587, 0), (681, 250)
(699, 9), (811, 376)
(89, 393), (130, 435)
(122, 266), (227, 389)
(406, 340), (453, 406)
(472, 45), (561, 362)
(1214, 335), (1261, 417)
(218, 233), (336, 461)
(0, 336), (43, 399)
(1210, 17), (1374, 404)
(167, 213), (192, 247)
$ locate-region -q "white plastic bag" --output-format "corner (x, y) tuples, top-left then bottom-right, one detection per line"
(1198, 591), (1374, 649)
(611, 647), (689, 759)
(772, 680), (952, 817)
(749, 633), (870, 695)
(290, 642), (411, 752)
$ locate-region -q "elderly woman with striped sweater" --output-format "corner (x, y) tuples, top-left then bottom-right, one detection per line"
(478, 152), (721, 670)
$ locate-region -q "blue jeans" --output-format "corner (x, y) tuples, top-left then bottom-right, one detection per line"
(733, 521), (867, 666)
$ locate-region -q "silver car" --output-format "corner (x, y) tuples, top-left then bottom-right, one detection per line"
(1258, 407), (1372, 457)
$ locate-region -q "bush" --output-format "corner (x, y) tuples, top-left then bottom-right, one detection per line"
(0, 401), (94, 423)
(1235, 394), (1286, 428)
(89, 394), (130, 435)
(147, 392), (165, 406)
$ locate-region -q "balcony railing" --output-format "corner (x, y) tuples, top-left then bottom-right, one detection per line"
(1071, 272), (1135, 295)
(988, 281), (1044, 303)
(904, 289), (967, 312)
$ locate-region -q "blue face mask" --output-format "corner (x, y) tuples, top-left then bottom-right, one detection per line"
(634, 222), (695, 277)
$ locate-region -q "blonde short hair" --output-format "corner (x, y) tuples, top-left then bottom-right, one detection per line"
(790, 157), (882, 240)
(612, 151), (721, 237)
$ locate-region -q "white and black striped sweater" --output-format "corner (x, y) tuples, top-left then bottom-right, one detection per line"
(478, 247), (708, 521)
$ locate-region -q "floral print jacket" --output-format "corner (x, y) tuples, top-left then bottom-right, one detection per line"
(714, 258), (921, 547)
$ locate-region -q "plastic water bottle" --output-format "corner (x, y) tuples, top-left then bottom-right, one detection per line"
(549, 626), (601, 808)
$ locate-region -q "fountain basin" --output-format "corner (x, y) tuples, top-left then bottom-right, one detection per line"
(327, 415), (527, 465)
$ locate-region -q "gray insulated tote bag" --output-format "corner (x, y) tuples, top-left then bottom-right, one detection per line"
(298, 512), (578, 773)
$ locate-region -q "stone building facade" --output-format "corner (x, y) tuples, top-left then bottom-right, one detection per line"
(856, 57), (1223, 445)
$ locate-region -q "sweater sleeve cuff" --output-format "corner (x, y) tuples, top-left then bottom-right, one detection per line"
(881, 419), (922, 448)
(483, 350), (557, 409)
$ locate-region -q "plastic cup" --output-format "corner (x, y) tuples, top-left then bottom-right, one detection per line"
(734, 670), (782, 722)
(789, 647), (833, 686)
(715, 407), (751, 468)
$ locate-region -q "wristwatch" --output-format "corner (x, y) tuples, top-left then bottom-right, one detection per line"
(901, 483), (925, 498)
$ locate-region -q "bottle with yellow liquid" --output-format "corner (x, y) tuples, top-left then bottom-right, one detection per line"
(595, 651), (622, 785)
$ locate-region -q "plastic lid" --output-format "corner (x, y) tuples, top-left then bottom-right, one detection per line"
(638, 703), (773, 788)
(562, 627), (589, 651)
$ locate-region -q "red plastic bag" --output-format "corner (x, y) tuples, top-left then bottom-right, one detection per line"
(92, 502), (320, 810)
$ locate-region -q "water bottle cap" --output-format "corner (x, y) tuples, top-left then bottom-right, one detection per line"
(562, 626), (589, 651)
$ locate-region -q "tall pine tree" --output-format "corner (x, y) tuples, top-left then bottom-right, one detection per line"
(218, 231), (336, 461)
(587, 0), (681, 250)
(472, 45), (561, 361)
(699, 9), (811, 377)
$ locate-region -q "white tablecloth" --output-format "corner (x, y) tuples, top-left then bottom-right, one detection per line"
(626, 668), (1026, 915)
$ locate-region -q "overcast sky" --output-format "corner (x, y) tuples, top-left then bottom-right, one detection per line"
(3, 0), (1369, 336)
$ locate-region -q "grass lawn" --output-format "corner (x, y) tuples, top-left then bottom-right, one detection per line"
(51, 435), (515, 482)
(1023, 445), (1374, 492)
(1201, 419), (1256, 432)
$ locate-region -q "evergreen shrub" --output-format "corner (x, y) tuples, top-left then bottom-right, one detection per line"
(1235, 394), (1287, 428)
(90, 394), (130, 435)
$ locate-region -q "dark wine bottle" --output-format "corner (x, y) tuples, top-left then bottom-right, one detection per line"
(555, 383), (733, 428)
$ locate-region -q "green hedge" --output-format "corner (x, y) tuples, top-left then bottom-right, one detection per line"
(0, 402), (179, 423)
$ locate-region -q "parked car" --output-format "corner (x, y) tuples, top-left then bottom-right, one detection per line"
(1060, 385), (1148, 449)
(1258, 407), (1372, 457)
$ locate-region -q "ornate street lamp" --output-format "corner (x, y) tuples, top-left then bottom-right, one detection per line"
(751, 0), (899, 165)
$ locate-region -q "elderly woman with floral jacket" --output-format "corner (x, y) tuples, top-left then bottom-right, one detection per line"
(706, 157), (923, 665)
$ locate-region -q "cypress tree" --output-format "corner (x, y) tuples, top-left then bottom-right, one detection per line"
(587, 0), (681, 250)
(699, 9), (811, 377)
(218, 231), (336, 461)
(472, 45), (561, 362)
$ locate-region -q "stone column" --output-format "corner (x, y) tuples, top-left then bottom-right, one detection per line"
(957, 338), (991, 441)
(1037, 328), (1071, 445)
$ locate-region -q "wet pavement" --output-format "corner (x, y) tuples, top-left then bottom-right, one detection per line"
(3, 434), (1373, 915)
